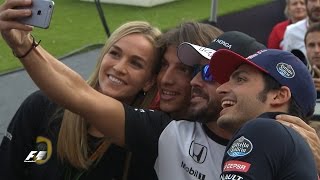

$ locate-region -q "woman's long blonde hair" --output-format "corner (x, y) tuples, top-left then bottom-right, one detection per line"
(57, 21), (162, 170)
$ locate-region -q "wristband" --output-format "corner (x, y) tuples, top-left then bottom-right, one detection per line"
(13, 35), (41, 59)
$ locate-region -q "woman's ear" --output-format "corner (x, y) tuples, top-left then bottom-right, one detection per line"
(143, 76), (156, 92)
(270, 86), (292, 106)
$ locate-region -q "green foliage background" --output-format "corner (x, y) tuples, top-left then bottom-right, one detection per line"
(0, 0), (270, 73)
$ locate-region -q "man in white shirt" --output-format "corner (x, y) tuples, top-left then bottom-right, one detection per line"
(283, 0), (320, 58)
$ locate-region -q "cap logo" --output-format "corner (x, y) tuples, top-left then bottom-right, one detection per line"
(247, 49), (267, 59)
(213, 38), (232, 49)
(198, 46), (215, 58)
(276, 62), (295, 78)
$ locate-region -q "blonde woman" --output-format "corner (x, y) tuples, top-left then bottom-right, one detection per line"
(0, 21), (161, 180)
(1, 0), (320, 178)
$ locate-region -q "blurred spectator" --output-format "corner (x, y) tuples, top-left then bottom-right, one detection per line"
(268, 0), (306, 49)
(309, 121), (320, 138)
(283, 0), (320, 58)
(305, 22), (320, 98)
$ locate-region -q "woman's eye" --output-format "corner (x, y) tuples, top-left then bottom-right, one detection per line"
(131, 60), (143, 69)
(109, 50), (120, 59)
(179, 66), (193, 75)
(160, 60), (168, 71)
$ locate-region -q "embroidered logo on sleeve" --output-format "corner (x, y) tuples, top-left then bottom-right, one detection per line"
(223, 160), (251, 172)
(227, 136), (253, 157)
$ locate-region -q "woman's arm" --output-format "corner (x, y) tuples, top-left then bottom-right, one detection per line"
(0, 0), (126, 146)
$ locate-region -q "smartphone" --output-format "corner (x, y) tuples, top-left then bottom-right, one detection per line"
(17, 0), (55, 29)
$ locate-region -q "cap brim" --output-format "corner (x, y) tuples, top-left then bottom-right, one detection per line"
(209, 49), (268, 84)
(177, 42), (216, 66)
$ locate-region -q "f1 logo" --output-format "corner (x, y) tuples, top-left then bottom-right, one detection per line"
(189, 141), (207, 164)
(24, 151), (47, 162)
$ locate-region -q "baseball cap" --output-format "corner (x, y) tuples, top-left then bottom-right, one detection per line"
(291, 49), (308, 66)
(209, 49), (316, 117)
(177, 31), (266, 66)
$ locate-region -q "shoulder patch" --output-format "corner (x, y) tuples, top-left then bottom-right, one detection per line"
(223, 160), (251, 172)
(227, 136), (253, 157)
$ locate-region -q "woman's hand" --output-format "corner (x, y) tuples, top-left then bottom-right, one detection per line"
(276, 114), (320, 172)
(0, 0), (34, 56)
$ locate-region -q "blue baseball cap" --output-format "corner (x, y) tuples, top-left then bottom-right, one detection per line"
(209, 49), (316, 117)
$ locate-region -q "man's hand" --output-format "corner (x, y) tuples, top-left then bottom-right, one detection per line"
(310, 121), (320, 141)
(276, 114), (320, 172)
(313, 65), (320, 91)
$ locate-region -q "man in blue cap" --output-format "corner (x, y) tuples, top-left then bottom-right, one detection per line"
(210, 49), (318, 179)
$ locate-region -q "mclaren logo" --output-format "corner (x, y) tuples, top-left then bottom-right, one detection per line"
(189, 141), (207, 164)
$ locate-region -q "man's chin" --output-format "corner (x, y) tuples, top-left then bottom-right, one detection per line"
(185, 117), (208, 123)
(187, 106), (208, 121)
(217, 115), (243, 134)
(188, 105), (204, 114)
(190, 99), (207, 107)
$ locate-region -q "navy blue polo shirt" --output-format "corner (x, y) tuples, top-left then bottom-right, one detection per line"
(220, 112), (318, 179)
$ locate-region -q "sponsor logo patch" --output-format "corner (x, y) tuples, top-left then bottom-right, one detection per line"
(213, 38), (232, 49)
(220, 173), (244, 180)
(181, 161), (206, 180)
(189, 140), (208, 164)
(247, 49), (267, 59)
(276, 62), (295, 78)
(227, 136), (253, 157)
(198, 46), (216, 59)
(223, 160), (251, 172)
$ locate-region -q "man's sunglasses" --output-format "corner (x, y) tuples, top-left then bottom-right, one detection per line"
(193, 64), (214, 82)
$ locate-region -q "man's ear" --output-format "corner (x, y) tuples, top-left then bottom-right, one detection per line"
(143, 76), (156, 92)
(270, 86), (292, 106)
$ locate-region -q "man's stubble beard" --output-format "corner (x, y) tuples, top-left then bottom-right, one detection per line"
(188, 98), (221, 123)
(308, 7), (320, 23)
(217, 88), (268, 133)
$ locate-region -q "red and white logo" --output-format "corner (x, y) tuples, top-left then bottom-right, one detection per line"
(223, 160), (251, 173)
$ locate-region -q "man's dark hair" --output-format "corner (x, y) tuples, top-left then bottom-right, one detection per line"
(305, 22), (320, 44)
(259, 73), (306, 120)
(156, 21), (223, 57)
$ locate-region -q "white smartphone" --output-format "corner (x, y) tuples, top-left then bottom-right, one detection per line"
(17, 0), (55, 29)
